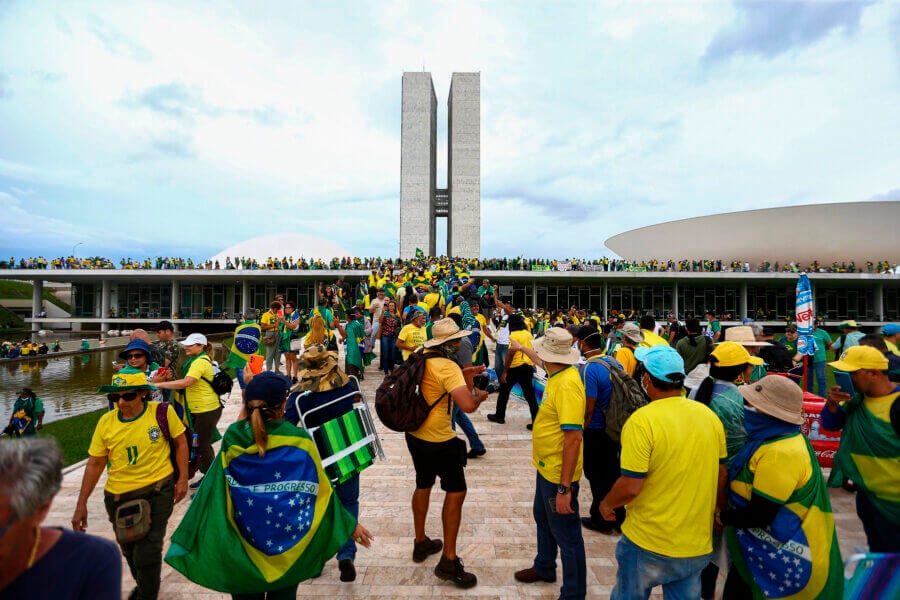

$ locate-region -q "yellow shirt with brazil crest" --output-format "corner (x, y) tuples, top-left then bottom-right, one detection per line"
(89, 401), (185, 494)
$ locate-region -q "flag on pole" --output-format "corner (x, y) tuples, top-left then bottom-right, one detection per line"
(165, 420), (357, 594)
(795, 273), (816, 356)
(415, 247), (424, 258)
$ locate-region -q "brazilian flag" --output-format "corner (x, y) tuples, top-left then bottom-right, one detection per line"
(726, 434), (842, 599)
(415, 247), (424, 258)
(231, 322), (262, 362)
(165, 420), (357, 594)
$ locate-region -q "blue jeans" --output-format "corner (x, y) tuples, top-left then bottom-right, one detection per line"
(805, 360), (827, 397)
(611, 535), (710, 600)
(334, 474), (360, 561)
(452, 405), (484, 452)
(380, 336), (397, 374)
(532, 472), (586, 600)
(494, 343), (508, 378)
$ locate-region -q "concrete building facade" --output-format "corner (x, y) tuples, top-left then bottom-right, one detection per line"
(400, 71), (480, 259)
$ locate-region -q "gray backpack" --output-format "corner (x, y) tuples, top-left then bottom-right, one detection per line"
(586, 356), (648, 443)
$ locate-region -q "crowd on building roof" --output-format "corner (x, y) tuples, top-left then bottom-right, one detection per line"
(1, 254), (897, 274)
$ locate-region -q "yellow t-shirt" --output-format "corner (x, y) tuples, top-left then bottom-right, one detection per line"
(885, 339), (899, 356)
(640, 330), (670, 348)
(615, 346), (638, 376)
(89, 402), (186, 494)
(185, 356), (222, 413)
(398, 324), (427, 360)
(730, 434), (812, 505)
(446, 305), (461, 316)
(423, 292), (444, 312)
(619, 396), (726, 558)
(508, 329), (535, 369)
(532, 366), (585, 484)
(410, 357), (467, 443)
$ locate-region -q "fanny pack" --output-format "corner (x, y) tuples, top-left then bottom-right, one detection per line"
(114, 498), (152, 544)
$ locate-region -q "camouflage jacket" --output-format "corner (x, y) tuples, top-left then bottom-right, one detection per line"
(153, 339), (183, 374)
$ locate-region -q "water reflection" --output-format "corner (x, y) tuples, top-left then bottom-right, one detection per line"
(1, 349), (125, 424)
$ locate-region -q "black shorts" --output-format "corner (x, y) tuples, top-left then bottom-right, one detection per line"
(405, 433), (467, 493)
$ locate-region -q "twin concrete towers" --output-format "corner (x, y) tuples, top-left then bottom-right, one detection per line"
(400, 72), (480, 259)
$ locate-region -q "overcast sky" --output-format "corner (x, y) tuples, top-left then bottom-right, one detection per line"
(1, 0), (898, 262)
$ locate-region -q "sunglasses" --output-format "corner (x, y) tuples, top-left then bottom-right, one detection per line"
(123, 353), (146, 360)
(107, 392), (140, 402)
(0, 514), (15, 538)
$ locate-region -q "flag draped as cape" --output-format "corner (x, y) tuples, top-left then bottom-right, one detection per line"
(165, 419), (357, 594)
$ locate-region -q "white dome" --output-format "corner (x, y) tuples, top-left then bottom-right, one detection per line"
(209, 233), (353, 264)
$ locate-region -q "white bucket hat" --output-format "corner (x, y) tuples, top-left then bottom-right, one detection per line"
(534, 327), (580, 365)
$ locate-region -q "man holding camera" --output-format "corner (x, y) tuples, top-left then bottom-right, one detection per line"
(404, 318), (489, 589)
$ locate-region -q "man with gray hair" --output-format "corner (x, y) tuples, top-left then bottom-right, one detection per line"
(0, 438), (121, 597)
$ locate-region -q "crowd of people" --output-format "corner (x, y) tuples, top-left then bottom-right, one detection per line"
(2, 253), (897, 274)
(2, 264), (898, 599)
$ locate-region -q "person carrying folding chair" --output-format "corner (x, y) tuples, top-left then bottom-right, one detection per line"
(283, 343), (382, 583)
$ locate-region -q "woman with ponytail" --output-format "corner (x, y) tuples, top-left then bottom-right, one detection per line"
(166, 371), (373, 599)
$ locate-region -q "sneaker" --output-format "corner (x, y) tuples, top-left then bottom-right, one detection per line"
(581, 517), (619, 535)
(486, 413), (505, 424)
(514, 567), (556, 583)
(189, 477), (204, 490)
(467, 448), (486, 458)
(412, 537), (443, 563)
(338, 558), (356, 582)
(434, 555), (477, 589)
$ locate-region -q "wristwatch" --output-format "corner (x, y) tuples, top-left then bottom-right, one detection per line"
(557, 484), (570, 495)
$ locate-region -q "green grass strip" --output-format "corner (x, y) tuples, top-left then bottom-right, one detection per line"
(39, 408), (105, 467)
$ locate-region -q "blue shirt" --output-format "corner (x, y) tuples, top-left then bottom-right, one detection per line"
(580, 355), (621, 430)
(2, 528), (121, 599)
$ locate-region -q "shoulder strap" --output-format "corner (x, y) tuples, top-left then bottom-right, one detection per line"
(156, 402), (171, 440)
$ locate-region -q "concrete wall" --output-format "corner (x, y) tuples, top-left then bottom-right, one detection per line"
(448, 72), (481, 259)
(605, 201), (900, 266)
(400, 72), (437, 258)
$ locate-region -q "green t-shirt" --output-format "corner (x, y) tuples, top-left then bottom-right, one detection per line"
(812, 328), (832, 362)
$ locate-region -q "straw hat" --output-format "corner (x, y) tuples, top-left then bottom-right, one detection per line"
(296, 344), (348, 392)
(423, 318), (471, 348)
(738, 375), (805, 425)
(723, 326), (771, 347)
(620, 322), (644, 344)
(534, 327), (580, 365)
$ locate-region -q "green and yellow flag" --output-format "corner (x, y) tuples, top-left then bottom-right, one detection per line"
(165, 420), (357, 594)
(415, 247), (424, 258)
(726, 434), (842, 599)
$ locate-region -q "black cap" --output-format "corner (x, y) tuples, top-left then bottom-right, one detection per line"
(156, 320), (174, 332)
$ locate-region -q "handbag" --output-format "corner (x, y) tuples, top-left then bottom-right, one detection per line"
(114, 498), (152, 544)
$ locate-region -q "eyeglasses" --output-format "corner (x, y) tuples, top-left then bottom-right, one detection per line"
(123, 353), (146, 360)
(107, 392), (140, 402)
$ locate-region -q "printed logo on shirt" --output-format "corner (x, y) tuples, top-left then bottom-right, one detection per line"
(148, 425), (162, 444)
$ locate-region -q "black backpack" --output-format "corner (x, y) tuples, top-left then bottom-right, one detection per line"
(375, 350), (450, 432)
(198, 356), (233, 396)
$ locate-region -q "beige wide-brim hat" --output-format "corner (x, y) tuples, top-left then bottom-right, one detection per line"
(723, 325), (771, 347)
(534, 327), (580, 365)
(423, 318), (471, 348)
(738, 375), (805, 425)
(620, 322), (644, 344)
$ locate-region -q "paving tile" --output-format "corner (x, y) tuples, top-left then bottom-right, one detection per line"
(42, 349), (872, 599)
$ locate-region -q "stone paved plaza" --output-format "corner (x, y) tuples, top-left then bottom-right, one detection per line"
(45, 347), (867, 599)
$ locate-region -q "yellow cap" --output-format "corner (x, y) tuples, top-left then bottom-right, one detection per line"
(710, 341), (764, 367)
(828, 345), (888, 372)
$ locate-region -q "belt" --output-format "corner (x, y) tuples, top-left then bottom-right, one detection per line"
(105, 476), (173, 503)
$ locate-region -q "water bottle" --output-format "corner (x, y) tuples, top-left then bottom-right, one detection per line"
(190, 432), (199, 463)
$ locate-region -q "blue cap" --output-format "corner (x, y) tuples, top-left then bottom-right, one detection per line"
(883, 323), (900, 336)
(634, 345), (685, 383)
(119, 338), (152, 360)
(245, 372), (291, 407)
